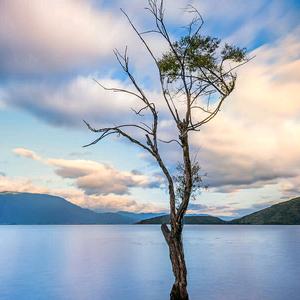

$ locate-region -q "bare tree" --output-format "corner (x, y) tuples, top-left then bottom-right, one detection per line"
(84, 1), (249, 299)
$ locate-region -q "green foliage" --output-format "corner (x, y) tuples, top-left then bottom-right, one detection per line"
(173, 161), (205, 206)
(158, 34), (247, 82)
(221, 43), (247, 62)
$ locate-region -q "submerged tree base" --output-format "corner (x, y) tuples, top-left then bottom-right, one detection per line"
(162, 224), (189, 300)
(170, 283), (189, 300)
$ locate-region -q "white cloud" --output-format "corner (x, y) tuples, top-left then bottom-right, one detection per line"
(191, 28), (300, 191)
(3, 76), (163, 128)
(0, 175), (44, 194)
(279, 176), (300, 198)
(6, 27), (300, 195)
(47, 158), (161, 195)
(12, 148), (162, 196)
(2, 2), (300, 201)
(13, 148), (41, 161)
(0, 175), (164, 213)
(0, 0), (138, 74)
(0, 0), (297, 76)
(73, 193), (165, 213)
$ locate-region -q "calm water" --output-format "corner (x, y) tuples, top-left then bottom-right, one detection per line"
(0, 225), (300, 300)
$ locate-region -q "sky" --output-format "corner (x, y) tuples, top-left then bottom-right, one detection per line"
(0, 0), (299, 218)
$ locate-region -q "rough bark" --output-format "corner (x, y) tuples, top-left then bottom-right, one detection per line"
(162, 224), (189, 300)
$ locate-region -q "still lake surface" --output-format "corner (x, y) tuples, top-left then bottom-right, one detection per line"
(0, 225), (300, 300)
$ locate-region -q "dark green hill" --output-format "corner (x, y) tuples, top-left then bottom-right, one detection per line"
(137, 214), (226, 224)
(139, 197), (300, 225)
(231, 197), (300, 225)
(0, 192), (132, 224)
(2, 192), (299, 225)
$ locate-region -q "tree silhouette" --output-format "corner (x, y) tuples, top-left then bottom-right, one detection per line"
(84, 1), (249, 299)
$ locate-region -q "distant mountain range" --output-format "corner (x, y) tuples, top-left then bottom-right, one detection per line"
(138, 215), (225, 224)
(139, 197), (300, 225)
(230, 196), (300, 225)
(0, 192), (163, 224)
(116, 211), (165, 223)
(0, 192), (299, 225)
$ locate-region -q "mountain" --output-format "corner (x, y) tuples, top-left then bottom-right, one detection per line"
(138, 197), (300, 225)
(1, 192), (299, 225)
(138, 214), (226, 224)
(0, 192), (132, 224)
(117, 211), (165, 223)
(230, 197), (300, 225)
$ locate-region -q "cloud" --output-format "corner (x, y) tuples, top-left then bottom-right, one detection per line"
(187, 203), (209, 211)
(0, 0), (134, 74)
(13, 148), (41, 161)
(113, 0), (299, 49)
(6, 27), (300, 195)
(0, 175), (46, 194)
(189, 28), (300, 192)
(228, 201), (277, 218)
(222, 0), (299, 46)
(2, 0), (293, 77)
(3, 76), (163, 128)
(12, 147), (162, 196)
(47, 158), (161, 195)
(186, 198), (285, 218)
(0, 0), (173, 77)
(2, 2), (300, 200)
(73, 193), (165, 213)
(186, 202), (236, 217)
(279, 176), (300, 198)
(0, 175), (164, 213)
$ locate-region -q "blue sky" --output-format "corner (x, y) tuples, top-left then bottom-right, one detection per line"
(0, 0), (299, 217)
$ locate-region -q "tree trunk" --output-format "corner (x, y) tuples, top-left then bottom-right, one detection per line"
(162, 224), (189, 300)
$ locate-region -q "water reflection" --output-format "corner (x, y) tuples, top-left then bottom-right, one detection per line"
(0, 225), (299, 300)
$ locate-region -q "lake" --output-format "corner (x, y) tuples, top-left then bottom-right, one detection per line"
(0, 225), (299, 300)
